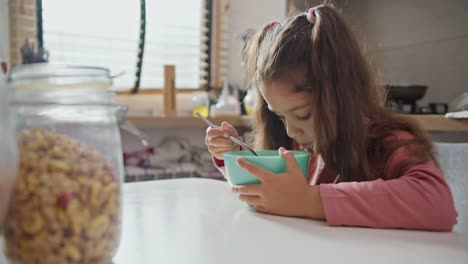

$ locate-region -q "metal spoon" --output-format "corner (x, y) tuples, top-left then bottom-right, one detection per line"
(195, 112), (258, 156)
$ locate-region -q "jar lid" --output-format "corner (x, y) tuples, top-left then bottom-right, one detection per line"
(8, 63), (115, 105)
(8, 63), (112, 89)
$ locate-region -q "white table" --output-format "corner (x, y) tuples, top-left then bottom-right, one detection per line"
(114, 178), (468, 264)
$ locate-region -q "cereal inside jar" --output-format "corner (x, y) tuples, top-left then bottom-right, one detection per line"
(4, 64), (125, 264)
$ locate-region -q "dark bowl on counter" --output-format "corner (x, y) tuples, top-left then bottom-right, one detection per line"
(384, 84), (428, 101)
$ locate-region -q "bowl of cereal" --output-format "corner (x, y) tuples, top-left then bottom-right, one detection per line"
(223, 150), (310, 185)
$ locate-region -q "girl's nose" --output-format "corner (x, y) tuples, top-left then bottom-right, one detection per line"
(285, 120), (303, 139)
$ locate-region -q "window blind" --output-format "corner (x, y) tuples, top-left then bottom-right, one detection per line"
(139, 0), (203, 89)
(8, 0), (228, 91)
(139, 0), (229, 90)
(206, 0), (229, 89)
(41, 0), (139, 89)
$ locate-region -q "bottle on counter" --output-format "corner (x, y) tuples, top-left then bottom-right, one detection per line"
(191, 91), (209, 117)
(243, 89), (256, 116)
(210, 80), (241, 118)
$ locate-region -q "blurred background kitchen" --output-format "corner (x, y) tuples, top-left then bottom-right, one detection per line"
(1, 0), (467, 182)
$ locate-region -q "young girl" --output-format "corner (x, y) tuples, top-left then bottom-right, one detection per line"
(205, 4), (458, 231)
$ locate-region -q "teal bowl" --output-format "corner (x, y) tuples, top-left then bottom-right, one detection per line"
(223, 150), (310, 186)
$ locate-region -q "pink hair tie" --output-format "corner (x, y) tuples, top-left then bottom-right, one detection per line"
(268, 22), (279, 32)
(307, 7), (318, 24)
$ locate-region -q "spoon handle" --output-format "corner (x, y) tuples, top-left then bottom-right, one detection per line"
(228, 135), (257, 156)
(195, 112), (257, 156)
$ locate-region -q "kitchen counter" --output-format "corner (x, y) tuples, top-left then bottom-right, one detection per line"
(412, 115), (468, 132)
(127, 115), (251, 129)
(128, 114), (468, 132)
(113, 178), (468, 264)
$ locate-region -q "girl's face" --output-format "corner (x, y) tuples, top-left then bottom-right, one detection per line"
(259, 68), (316, 150)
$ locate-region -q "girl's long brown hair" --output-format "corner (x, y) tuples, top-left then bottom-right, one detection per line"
(245, 3), (436, 182)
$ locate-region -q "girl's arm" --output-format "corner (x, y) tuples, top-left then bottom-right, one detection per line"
(319, 141), (458, 231)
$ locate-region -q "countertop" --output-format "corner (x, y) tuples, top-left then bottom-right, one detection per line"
(127, 114), (468, 132)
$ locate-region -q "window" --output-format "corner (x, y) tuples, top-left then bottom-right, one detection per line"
(41, 0), (140, 89)
(5, 0), (228, 92)
(140, 0), (203, 89)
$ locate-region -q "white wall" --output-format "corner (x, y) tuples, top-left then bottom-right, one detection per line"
(227, 0), (287, 87)
(0, 0), (9, 63)
(342, 0), (468, 105)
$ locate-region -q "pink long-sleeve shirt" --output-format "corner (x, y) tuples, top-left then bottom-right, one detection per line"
(214, 131), (458, 231)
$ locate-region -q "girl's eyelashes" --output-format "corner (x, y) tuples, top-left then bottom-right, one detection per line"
(297, 112), (312, 120)
(271, 108), (310, 121)
(274, 112), (310, 122)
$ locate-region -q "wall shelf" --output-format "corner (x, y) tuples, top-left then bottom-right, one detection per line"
(127, 114), (468, 132)
(127, 115), (251, 129)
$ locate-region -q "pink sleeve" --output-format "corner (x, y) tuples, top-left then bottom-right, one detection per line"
(319, 145), (458, 231)
(212, 156), (228, 180)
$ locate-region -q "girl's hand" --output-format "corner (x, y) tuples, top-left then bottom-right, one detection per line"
(232, 147), (325, 219)
(205, 122), (242, 160)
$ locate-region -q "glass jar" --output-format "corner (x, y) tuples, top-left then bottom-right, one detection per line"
(0, 75), (18, 229)
(3, 64), (124, 264)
